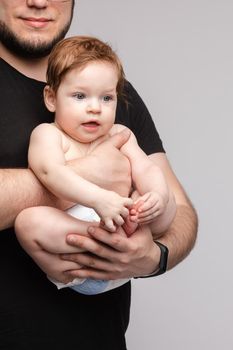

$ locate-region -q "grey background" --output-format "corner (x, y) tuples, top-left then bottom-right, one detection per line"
(69, 1), (232, 349)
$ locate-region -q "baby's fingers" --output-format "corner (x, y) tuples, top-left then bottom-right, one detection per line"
(114, 215), (125, 226)
(137, 198), (159, 213)
(123, 197), (134, 208)
(137, 209), (161, 224)
(137, 206), (160, 219)
(120, 206), (130, 219)
(102, 219), (116, 233)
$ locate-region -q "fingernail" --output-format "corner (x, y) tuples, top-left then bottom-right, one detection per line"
(88, 226), (95, 234)
(67, 235), (76, 243)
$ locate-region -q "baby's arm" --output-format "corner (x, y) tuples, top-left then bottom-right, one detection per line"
(113, 125), (176, 234)
(28, 124), (133, 232)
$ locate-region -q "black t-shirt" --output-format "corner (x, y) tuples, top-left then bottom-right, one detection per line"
(0, 58), (164, 350)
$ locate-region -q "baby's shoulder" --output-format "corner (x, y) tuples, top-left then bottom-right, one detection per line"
(109, 124), (130, 135)
(30, 123), (63, 142)
(31, 122), (59, 135)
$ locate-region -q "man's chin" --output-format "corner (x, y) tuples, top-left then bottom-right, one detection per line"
(3, 39), (56, 59)
(0, 20), (71, 59)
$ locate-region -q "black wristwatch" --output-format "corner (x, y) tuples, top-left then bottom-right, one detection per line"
(135, 241), (169, 278)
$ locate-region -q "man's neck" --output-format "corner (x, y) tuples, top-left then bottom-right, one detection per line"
(0, 43), (48, 82)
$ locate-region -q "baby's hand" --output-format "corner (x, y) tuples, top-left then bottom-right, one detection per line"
(95, 190), (133, 232)
(130, 191), (168, 225)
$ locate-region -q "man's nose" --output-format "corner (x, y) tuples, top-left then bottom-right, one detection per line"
(26, 0), (48, 8)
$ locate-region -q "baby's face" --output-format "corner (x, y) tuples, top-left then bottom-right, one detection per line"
(53, 61), (118, 143)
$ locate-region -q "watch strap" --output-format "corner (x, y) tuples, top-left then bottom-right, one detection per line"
(134, 241), (169, 278)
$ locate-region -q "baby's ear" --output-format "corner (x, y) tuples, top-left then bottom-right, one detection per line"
(44, 85), (56, 112)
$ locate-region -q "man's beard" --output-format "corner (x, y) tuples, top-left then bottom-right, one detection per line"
(0, 12), (73, 59)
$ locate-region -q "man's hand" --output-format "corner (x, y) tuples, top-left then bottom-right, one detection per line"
(61, 225), (160, 280)
(31, 248), (84, 284)
(15, 206), (95, 284)
(68, 129), (132, 197)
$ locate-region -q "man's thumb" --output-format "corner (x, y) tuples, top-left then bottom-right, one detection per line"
(108, 128), (131, 149)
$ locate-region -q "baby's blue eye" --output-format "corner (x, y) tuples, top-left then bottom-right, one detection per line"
(103, 95), (113, 102)
(75, 93), (85, 100)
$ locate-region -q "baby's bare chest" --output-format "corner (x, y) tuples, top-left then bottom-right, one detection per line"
(63, 135), (109, 161)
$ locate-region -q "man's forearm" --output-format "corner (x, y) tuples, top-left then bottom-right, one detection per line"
(0, 168), (59, 230)
(147, 153), (198, 270)
(158, 202), (198, 270)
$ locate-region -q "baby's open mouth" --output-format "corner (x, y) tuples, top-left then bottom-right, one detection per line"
(82, 121), (100, 126)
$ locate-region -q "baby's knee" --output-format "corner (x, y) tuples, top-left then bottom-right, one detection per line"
(15, 207), (37, 235)
(15, 207), (44, 253)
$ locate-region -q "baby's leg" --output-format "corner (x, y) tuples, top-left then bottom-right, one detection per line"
(15, 206), (130, 294)
(15, 206), (96, 283)
(15, 206), (95, 256)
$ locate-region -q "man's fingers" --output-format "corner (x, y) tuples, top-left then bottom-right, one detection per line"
(64, 252), (114, 272)
(64, 232), (125, 259)
(66, 226), (130, 255)
(106, 129), (131, 149)
(65, 267), (115, 281)
(33, 250), (83, 284)
(87, 226), (131, 253)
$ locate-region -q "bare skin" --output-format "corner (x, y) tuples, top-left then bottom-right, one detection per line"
(59, 153), (198, 281)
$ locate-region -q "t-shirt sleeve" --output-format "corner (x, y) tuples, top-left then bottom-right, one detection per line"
(117, 81), (165, 155)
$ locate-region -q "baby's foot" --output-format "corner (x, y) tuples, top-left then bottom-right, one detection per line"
(123, 215), (138, 237)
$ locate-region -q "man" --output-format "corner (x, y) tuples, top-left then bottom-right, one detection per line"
(0, 1), (198, 349)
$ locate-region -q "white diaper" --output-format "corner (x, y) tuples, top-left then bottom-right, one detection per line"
(67, 204), (100, 222)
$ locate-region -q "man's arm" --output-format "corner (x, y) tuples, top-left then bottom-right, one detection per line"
(0, 168), (58, 230)
(60, 153), (198, 278)
(148, 152), (198, 269)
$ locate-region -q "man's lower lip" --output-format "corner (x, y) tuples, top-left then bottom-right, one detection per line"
(23, 19), (50, 29)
